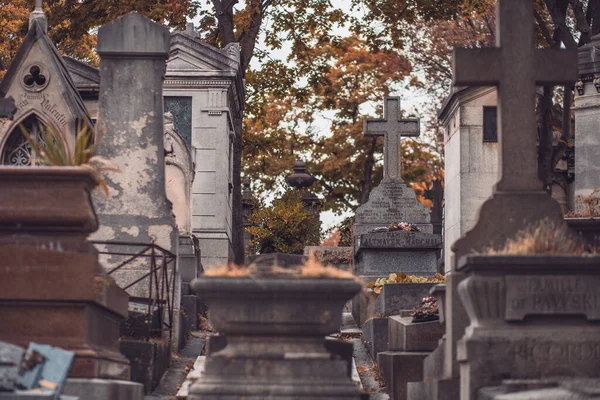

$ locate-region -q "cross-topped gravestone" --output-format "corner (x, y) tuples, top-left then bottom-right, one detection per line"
(443, 0), (579, 395)
(453, 0), (575, 192)
(433, 0), (579, 385)
(364, 97), (419, 182)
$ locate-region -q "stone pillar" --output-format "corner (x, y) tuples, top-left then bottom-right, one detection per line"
(91, 12), (180, 349)
(574, 33), (600, 212)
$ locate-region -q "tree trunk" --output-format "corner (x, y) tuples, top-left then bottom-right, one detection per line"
(537, 85), (555, 193)
(359, 136), (378, 205)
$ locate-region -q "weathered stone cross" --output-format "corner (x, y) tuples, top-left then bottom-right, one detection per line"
(453, 0), (576, 191)
(364, 97), (420, 182)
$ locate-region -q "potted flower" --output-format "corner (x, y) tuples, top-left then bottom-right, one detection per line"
(188, 254), (365, 399)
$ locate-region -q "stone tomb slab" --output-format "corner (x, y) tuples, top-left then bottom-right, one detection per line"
(362, 317), (388, 359)
(353, 182), (431, 237)
(376, 283), (438, 317)
(377, 351), (429, 400)
(388, 316), (444, 352)
(354, 231), (441, 278)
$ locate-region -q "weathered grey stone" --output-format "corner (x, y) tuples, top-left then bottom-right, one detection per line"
(354, 181), (432, 237)
(574, 34), (600, 212)
(376, 283), (438, 317)
(478, 378), (600, 400)
(91, 12), (180, 350)
(355, 249), (439, 279)
(304, 246), (352, 271)
(377, 351), (429, 400)
(179, 235), (202, 283)
(388, 316), (444, 352)
(166, 29), (244, 269)
(352, 289), (378, 328)
(189, 273), (365, 399)
(423, 337), (446, 379)
(62, 378), (143, 400)
(407, 378), (460, 400)
(448, 2), (577, 397)
(363, 97), (419, 183)
(362, 317), (388, 359)
(457, 255), (600, 399)
(430, 284), (446, 324)
(0, 342), (22, 392)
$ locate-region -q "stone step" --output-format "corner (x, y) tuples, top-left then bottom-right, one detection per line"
(362, 317), (388, 359)
(406, 378), (460, 400)
(423, 337), (445, 380)
(377, 351), (429, 400)
(388, 316), (444, 352)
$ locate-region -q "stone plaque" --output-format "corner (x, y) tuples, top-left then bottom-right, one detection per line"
(510, 338), (600, 377)
(506, 275), (600, 321)
(357, 231), (441, 250)
(354, 181), (431, 236)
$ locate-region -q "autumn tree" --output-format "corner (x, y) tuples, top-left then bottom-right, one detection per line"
(0, 0), (199, 77)
(242, 33), (444, 215)
(246, 190), (321, 254)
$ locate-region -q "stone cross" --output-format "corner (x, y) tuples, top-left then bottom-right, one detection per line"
(364, 97), (419, 182)
(453, 0), (576, 191)
(425, 179), (443, 233)
(0, 97), (17, 120)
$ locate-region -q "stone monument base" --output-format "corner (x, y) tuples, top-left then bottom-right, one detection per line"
(63, 378), (143, 400)
(354, 231), (441, 280)
(189, 354), (364, 399)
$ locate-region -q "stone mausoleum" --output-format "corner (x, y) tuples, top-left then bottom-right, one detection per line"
(60, 24), (243, 269)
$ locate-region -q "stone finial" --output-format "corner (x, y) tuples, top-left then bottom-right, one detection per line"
(29, 0), (47, 34)
(285, 160), (315, 189)
(97, 12), (170, 58)
(242, 176), (255, 204)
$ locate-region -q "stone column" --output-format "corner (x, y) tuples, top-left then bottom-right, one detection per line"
(574, 33), (600, 211)
(91, 12), (180, 349)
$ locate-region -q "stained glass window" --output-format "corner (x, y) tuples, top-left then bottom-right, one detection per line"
(164, 97), (192, 149)
(2, 116), (46, 166)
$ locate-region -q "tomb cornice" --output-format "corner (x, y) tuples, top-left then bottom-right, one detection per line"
(438, 86), (496, 124)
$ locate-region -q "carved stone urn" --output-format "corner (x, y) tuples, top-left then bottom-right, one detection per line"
(189, 254), (365, 399)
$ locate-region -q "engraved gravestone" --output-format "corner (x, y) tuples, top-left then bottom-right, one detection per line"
(441, 2), (600, 397)
(353, 97), (440, 279)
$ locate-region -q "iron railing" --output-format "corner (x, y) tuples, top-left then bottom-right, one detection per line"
(93, 241), (177, 341)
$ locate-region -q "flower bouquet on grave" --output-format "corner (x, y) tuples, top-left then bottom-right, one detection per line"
(370, 222), (422, 233)
(366, 272), (445, 294)
(411, 296), (439, 323)
(388, 222), (421, 232)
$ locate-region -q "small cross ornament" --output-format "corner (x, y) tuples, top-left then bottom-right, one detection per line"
(453, 0), (576, 192)
(364, 97), (420, 182)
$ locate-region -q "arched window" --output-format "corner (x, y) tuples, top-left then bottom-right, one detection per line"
(2, 116), (46, 166)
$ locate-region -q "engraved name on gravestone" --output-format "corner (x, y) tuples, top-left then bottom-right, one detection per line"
(506, 275), (600, 320)
(510, 339), (600, 376)
(354, 98), (430, 236)
(359, 232), (442, 249)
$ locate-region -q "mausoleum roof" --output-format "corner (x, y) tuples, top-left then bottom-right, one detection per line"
(0, 19), (92, 125)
